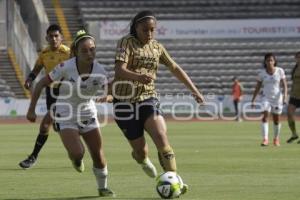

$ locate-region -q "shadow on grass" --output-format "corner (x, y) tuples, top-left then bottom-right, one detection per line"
(0, 166), (71, 171)
(3, 197), (161, 200)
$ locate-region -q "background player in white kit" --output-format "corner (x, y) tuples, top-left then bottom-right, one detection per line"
(26, 30), (115, 197)
(251, 53), (287, 147)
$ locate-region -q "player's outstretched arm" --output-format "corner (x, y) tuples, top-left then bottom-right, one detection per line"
(115, 61), (154, 84)
(26, 76), (52, 122)
(170, 65), (205, 104)
(24, 64), (44, 89)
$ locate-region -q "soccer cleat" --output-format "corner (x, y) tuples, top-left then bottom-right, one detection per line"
(181, 183), (188, 195)
(141, 159), (157, 178)
(19, 155), (36, 169)
(286, 135), (299, 143)
(273, 138), (280, 147)
(261, 139), (269, 146)
(98, 188), (116, 197)
(72, 160), (85, 173)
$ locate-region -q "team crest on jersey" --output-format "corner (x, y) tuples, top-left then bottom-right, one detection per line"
(60, 62), (64, 67)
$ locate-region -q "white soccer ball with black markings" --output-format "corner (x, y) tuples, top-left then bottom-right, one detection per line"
(156, 171), (183, 199)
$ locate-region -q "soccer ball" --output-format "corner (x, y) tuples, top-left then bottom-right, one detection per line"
(156, 171), (183, 199)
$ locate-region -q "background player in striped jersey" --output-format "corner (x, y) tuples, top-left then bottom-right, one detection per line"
(25, 30), (115, 197)
(112, 10), (205, 195)
(19, 24), (70, 169)
(286, 51), (300, 143)
(251, 53), (287, 147)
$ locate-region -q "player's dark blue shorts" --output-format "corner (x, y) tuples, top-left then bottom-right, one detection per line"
(113, 97), (162, 140)
(289, 97), (300, 108)
(46, 86), (59, 110)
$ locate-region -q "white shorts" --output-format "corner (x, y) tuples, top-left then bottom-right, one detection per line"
(54, 117), (100, 134)
(260, 97), (283, 114)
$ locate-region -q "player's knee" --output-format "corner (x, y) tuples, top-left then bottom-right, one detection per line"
(158, 145), (177, 172)
(287, 112), (294, 120)
(40, 123), (51, 134)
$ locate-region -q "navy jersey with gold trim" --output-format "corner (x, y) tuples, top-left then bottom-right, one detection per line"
(114, 35), (177, 102)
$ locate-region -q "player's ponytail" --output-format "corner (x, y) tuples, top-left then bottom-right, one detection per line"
(130, 10), (156, 37)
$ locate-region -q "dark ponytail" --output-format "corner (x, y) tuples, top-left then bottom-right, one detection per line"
(129, 10), (156, 37)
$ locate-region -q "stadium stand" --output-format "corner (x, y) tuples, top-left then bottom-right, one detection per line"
(78, 0), (300, 95)
(43, 0), (85, 40)
(0, 50), (21, 98)
(0, 77), (15, 98)
(1, 0), (299, 98)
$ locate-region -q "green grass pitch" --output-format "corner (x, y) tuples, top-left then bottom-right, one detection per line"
(0, 121), (300, 200)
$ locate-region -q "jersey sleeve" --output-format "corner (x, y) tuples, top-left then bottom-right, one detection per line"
(35, 52), (44, 66)
(279, 68), (286, 79)
(115, 37), (131, 63)
(159, 44), (177, 70)
(48, 64), (65, 82)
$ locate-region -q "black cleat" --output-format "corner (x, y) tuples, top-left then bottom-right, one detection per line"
(286, 135), (299, 143)
(19, 155), (36, 169)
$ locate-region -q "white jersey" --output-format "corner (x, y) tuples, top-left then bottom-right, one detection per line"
(48, 57), (108, 123)
(257, 67), (286, 100)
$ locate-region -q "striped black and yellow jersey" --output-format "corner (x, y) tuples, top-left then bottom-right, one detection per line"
(114, 35), (177, 102)
(291, 65), (300, 99)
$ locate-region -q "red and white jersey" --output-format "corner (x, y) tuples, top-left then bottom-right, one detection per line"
(48, 57), (108, 122)
(257, 67), (285, 100)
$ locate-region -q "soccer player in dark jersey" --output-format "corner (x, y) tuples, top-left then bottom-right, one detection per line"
(19, 24), (70, 169)
(286, 51), (300, 143)
(112, 10), (205, 196)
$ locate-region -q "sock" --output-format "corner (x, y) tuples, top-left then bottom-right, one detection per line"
(158, 146), (177, 172)
(93, 166), (108, 189)
(273, 123), (281, 139)
(31, 134), (48, 158)
(261, 122), (269, 140)
(288, 119), (297, 135)
(142, 157), (152, 165)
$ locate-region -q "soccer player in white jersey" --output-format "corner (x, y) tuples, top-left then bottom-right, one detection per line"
(26, 30), (115, 197)
(251, 53), (287, 146)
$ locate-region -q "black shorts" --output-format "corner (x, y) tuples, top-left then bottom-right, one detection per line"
(289, 97), (300, 108)
(113, 97), (162, 140)
(46, 86), (59, 111)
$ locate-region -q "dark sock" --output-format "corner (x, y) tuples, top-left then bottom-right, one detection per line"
(31, 134), (48, 158)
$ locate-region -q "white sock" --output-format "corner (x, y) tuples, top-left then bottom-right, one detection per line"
(93, 166), (108, 189)
(141, 157), (151, 166)
(261, 122), (269, 140)
(273, 123), (281, 139)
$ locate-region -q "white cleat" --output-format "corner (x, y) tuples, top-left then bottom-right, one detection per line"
(141, 158), (157, 178)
